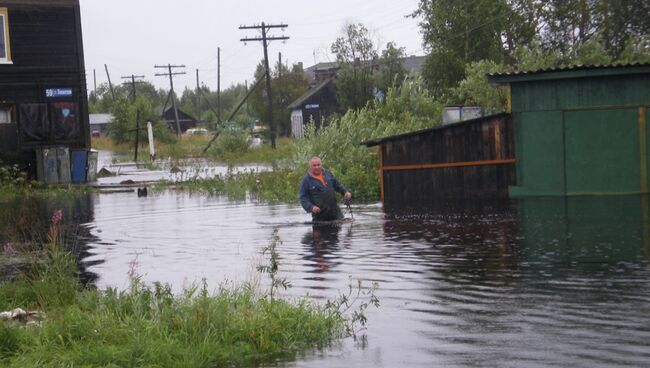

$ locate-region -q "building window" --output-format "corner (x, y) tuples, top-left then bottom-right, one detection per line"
(0, 106), (13, 124)
(0, 8), (11, 63)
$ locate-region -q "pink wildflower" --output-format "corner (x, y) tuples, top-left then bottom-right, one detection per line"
(3, 243), (16, 255)
(51, 209), (63, 225)
(127, 256), (140, 278)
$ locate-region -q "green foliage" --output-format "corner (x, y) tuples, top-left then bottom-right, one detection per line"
(179, 83), (251, 126)
(331, 23), (378, 111)
(249, 62), (309, 137)
(208, 127), (251, 158)
(110, 96), (174, 146)
(374, 42), (408, 97)
(0, 232), (381, 367)
(0, 164), (28, 192)
(292, 77), (441, 201)
(450, 60), (508, 113)
(413, 0), (536, 96)
(257, 229), (291, 301)
(413, 0), (650, 98)
(89, 81), (164, 114)
(174, 79), (440, 202)
(172, 168), (303, 203)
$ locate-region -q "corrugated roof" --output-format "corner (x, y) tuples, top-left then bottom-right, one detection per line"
(489, 62), (650, 83)
(362, 113), (509, 147)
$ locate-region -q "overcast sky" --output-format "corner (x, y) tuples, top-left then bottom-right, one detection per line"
(79, 0), (424, 93)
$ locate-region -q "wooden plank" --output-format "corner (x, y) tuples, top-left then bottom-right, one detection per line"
(382, 159), (516, 171)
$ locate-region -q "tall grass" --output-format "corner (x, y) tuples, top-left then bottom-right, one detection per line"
(170, 78), (440, 202)
(0, 213), (377, 367)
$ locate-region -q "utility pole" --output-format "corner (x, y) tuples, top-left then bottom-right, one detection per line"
(104, 64), (115, 101)
(93, 69), (97, 97)
(155, 64), (186, 136)
(196, 69), (201, 124)
(239, 22), (289, 149)
(278, 52), (284, 103)
(217, 47), (221, 125)
(121, 74), (145, 161)
(120, 74), (145, 102)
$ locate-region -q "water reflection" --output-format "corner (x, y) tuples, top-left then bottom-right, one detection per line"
(2, 191), (650, 367)
(0, 194), (101, 283)
(301, 224), (343, 274)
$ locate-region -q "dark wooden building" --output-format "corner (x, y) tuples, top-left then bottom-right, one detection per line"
(362, 113), (516, 210)
(163, 107), (198, 135)
(0, 0), (89, 170)
(288, 77), (339, 138)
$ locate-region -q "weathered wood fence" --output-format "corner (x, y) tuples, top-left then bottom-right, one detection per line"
(363, 113), (516, 210)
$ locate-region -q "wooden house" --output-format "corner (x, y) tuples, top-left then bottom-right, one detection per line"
(290, 56), (427, 138)
(288, 77), (339, 138)
(0, 0), (90, 172)
(162, 107), (197, 135)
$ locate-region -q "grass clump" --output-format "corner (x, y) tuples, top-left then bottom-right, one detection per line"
(169, 78), (440, 202)
(0, 218), (376, 367)
(171, 167), (303, 202)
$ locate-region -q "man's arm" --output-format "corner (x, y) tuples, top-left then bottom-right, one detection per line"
(330, 172), (352, 201)
(298, 178), (313, 213)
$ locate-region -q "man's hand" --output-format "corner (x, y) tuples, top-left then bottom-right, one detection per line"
(344, 192), (352, 201)
(311, 206), (321, 214)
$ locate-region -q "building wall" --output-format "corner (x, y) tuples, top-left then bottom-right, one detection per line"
(0, 1), (89, 166)
(509, 73), (650, 196)
(378, 114), (515, 210)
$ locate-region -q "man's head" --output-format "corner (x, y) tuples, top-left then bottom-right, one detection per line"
(309, 156), (323, 176)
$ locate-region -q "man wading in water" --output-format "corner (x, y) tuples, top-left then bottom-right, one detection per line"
(299, 156), (352, 222)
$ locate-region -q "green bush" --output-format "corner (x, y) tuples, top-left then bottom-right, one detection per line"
(291, 77), (441, 201)
(209, 128), (251, 158)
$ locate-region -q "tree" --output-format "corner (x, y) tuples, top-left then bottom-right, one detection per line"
(538, 0), (649, 60)
(331, 23), (378, 110)
(89, 81), (164, 114)
(110, 96), (174, 146)
(249, 61), (309, 137)
(374, 42), (408, 99)
(412, 0), (538, 96)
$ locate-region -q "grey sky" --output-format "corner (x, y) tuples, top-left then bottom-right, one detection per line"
(79, 0), (424, 93)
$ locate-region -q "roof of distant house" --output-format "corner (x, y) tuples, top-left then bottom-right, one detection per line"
(288, 77), (334, 110)
(89, 113), (114, 125)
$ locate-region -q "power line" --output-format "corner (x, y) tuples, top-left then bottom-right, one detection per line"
(239, 22), (290, 149)
(120, 74), (145, 102)
(155, 64), (186, 136)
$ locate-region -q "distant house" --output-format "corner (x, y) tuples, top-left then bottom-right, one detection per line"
(288, 77), (339, 138)
(162, 107), (197, 134)
(89, 113), (113, 137)
(289, 56), (427, 138)
(0, 0), (90, 172)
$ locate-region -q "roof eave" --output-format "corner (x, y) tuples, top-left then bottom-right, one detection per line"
(489, 64), (650, 84)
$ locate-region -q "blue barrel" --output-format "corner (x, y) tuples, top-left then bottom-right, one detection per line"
(70, 149), (88, 184)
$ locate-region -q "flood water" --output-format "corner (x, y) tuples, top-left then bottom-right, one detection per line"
(2, 189), (650, 367)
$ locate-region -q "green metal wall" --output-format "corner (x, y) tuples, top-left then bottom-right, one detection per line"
(509, 73), (650, 197)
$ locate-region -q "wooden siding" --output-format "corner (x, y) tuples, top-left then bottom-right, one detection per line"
(0, 1), (89, 163)
(377, 114), (516, 209)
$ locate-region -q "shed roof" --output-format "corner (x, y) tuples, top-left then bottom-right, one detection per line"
(362, 113), (509, 147)
(489, 62), (650, 84)
(287, 77), (334, 110)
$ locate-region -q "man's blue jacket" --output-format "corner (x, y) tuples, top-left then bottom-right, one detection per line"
(299, 170), (348, 213)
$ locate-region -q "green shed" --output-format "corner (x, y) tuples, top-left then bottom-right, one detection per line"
(489, 63), (650, 197)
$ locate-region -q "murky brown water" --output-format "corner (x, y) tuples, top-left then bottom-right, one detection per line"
(2, 191), (650, 367)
